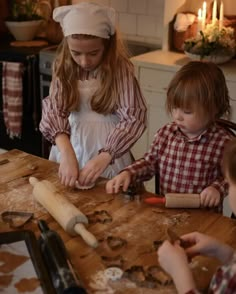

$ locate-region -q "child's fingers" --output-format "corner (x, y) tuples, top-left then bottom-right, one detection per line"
(106, 180), (116, 193)
(106, 178), (122, 194)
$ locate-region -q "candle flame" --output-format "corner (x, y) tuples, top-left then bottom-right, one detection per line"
(198, 8), (202, 19)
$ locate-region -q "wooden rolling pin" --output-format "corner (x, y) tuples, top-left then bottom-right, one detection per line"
(29, 177), (98, 248)
(144, 193), (200, 208)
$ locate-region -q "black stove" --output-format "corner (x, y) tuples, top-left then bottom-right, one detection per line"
(39, 45), (58, 76)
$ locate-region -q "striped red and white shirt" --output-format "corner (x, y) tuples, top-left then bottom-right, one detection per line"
(125, 122), (232, 197)
(39, 64), (147, 160)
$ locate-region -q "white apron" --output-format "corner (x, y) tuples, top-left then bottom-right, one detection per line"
(49, 78), (132, 179)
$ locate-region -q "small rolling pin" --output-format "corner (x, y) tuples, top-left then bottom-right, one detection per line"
(29, 177), (98, 248)
(144, 193), (200, 208)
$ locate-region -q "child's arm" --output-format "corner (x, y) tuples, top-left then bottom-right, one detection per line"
(106, 171), (131, 194)
(55, 133), (79, 187)
(158, 240), (197, 294)
(106, 126), (164, 190)
(123, 128), (163, 183)
(158, 232), (234, 293)
(99, 65), (147, 161)
(78, 152), (112, 186)
(39, 79), (79, 187)
(39, 78), (71, 145)
(181, 232), (234, 264)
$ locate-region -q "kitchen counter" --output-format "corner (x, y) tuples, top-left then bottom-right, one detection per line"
(1, 149), (236, 293)
(0, 36), (49, 60)
(131, 50), (236, 80)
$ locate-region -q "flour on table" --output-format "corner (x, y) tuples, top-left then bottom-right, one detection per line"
(89, 270), (114, 293)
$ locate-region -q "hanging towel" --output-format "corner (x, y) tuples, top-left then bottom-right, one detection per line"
(174, 13), (196, 32)
(2, 61), (24, 139)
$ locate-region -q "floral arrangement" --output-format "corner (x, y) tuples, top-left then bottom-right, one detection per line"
(6, 0), (51, 21)
(184, 23), (236, 58)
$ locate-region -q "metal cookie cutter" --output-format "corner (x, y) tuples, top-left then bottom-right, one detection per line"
(122, 184), (143, 202)
(122, 186), (137, 200)
(1, 211), (34, 228)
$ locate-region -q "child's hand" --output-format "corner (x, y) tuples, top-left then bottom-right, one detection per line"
(59, 150), (79, 187)
(158, 240), (189, 276)
(158, 240), (196, 293)
(106, 171), (131, 194)
(180, 231), (233, 262)
(200, 186), (220, 207)
(79, 152), (112, 186)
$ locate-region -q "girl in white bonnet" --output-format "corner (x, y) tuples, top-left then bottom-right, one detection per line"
(39, 2), (147, 188)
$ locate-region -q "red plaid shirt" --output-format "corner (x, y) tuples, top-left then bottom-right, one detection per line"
(126, 122), (232, 197)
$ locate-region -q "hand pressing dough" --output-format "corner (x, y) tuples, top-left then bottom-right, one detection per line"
(75, 181), (95, 190)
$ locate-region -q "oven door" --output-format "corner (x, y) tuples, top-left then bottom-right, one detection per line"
(40, 74), (51, 100)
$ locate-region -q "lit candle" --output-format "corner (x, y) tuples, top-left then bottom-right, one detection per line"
(198, 8), (202, 32)
(219, 1), (224, 31)
(212, 0), (217, 25)
(202, 1), (207, 30)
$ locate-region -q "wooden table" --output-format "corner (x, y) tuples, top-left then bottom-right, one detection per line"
(1, 149), (236, 294)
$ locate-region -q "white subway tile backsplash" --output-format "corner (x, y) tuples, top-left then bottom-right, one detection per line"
(137, 15), (157, 38)
(147, 0), (163, 16)
(128, 0), (147, 14)
(72, 0), (164, 47)
(119, 13), (137, 35)
(111, 0), (128, 12)
(156, 19), (164, 38)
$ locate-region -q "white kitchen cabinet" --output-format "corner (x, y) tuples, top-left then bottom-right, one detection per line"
(131, 50), (236, 192)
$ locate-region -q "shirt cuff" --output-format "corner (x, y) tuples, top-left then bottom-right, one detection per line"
(98, 148), (115, 164)
(51, 131), (71, 145)
(211, 181), (228, 198)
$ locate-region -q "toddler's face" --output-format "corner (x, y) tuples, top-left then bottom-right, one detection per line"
(172, 107), (210, 138)
(67, 36), (105, 71)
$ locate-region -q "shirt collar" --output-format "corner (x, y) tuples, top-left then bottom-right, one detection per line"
(172, 122), (216, 142)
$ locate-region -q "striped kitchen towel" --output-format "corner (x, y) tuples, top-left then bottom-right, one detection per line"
(2, 61), (24, 138)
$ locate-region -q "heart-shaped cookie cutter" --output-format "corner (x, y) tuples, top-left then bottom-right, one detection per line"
(1, 211), (34, 228)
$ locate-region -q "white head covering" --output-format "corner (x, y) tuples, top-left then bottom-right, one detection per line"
(53, 2), (116, 39)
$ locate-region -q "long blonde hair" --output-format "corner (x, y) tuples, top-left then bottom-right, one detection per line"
(52, 29), (133, 114)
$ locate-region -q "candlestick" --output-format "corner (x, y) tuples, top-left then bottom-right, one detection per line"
(202, 1), (207, 31)
(197, 8), (202, 33)
(219, 1), (224, 31)
(212, 0), (217, 25)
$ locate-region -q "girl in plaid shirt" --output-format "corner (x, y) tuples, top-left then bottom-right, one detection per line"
(157, 138), (236, 293)
(106, 61), (233, 208)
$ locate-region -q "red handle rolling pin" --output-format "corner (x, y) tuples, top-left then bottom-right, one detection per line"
(144, 193), (200, 208)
